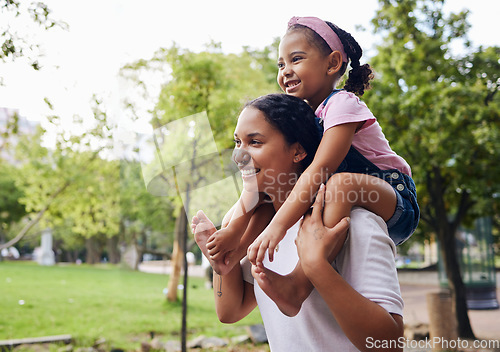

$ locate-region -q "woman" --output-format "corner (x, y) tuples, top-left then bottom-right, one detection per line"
(192, 94), (404, 352)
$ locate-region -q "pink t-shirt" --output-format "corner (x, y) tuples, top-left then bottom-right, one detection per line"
(316, 90), (411, 176)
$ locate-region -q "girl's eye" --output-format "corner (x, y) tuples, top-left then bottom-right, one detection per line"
(277, 62), (284, 69)
(292, 56), (302, 63)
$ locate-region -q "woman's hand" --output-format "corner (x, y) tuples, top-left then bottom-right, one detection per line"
(296, 183), (350, 273)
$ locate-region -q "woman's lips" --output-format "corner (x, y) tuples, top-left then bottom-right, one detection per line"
(240, 168), (260, 178)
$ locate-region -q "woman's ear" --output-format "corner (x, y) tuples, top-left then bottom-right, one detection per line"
(327, 51), (343, 75)
(293, 144), (307, 163)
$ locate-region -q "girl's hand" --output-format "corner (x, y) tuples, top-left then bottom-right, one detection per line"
(247, 223), (286, 265)
(296, 184), (350, 272)
(207, 227), (240, 262)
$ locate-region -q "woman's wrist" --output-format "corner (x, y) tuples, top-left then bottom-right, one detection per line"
(302, 256), (333, 282)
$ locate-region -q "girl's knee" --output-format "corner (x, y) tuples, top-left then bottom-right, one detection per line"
(324, 173), (374, 206)
(323, 173), (354, 205)
(325, 173), (355, 193)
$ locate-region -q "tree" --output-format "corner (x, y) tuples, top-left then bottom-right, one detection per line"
(2, 97), (117, 255)
(365, 0), (500, 338)
(0, 0), (69, 255)
(119, 160), (177, 267)
(1, 0), (65, 72)
(0, 161), (26, 249)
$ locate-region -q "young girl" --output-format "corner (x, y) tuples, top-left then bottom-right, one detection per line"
(206, 16), (419, 314)
(246, 16), (419, 260)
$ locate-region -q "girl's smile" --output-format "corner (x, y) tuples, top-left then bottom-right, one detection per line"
(283, 79), (302, 94)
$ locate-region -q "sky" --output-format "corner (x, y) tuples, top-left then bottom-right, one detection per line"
(0, 0), (498, 135)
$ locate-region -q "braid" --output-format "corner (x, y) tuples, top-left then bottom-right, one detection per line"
(326, 22), (374, 96)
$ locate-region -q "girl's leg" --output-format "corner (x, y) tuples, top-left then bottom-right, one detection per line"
(322, 172), (397, 228)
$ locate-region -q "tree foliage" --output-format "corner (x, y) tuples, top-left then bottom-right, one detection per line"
(2, 98), (119, 258)
(119, 160), (176, 255)
(0, 160), (26, 241)
(0, 0), (65, 71)
(151, 43), (279, 148)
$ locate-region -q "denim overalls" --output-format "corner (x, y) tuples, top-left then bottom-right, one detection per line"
(317, 90), (420, 245)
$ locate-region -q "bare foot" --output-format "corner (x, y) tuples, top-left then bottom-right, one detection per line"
(251, 263), (313, 317)
(191, 210), (236, 276)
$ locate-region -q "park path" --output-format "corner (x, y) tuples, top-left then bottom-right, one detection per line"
(398, 271), (500, 342)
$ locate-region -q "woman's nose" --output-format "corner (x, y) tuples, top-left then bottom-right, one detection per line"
(232, 148), (251, 167)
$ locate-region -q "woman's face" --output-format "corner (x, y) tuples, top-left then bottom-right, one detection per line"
(233, 107), (299, 198)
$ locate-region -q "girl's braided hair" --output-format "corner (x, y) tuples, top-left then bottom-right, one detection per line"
(327, 22), (373, 96)
(288, 21), (374, 96)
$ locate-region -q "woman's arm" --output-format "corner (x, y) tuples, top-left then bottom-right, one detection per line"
(305, 261), (403, 352)
(296, 185), (404, 352)
(213, 200), (274, 323)
(248, 122), (359, 264)
(213, 263), (257, 323)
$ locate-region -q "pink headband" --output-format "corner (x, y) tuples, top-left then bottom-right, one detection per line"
(288, 16), (348, 63)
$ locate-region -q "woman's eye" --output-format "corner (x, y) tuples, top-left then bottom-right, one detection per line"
(277, 62), (284, 69)
(250, 140), (261, 145)
(234, 139), (241, 146)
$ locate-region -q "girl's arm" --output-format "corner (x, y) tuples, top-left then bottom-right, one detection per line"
(297, 186), (404, 352)
(248, 122), (359, 264)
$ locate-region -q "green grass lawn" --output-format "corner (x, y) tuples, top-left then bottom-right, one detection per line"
(0, 261), (263, 350)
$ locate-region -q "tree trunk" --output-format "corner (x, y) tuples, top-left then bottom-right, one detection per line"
(166, 205), (187, 302)
(437, 226), (475, 339)
(107, 235), (121, 264)
(85, 237), (101, 264)
(428, 167), (475, 339)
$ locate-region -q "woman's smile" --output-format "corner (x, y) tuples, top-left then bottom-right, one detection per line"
(240, 167), (261, 178)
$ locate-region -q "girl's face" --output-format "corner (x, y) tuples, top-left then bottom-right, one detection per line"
(277, 31), (334, 110)
(233, 107), (299, 199)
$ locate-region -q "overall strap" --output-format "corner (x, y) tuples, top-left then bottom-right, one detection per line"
(322, 89), (343, 107)
(316, 89), (344, 132)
